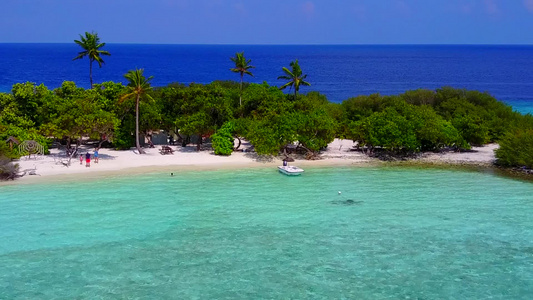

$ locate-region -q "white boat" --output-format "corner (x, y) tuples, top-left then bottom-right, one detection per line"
(278, 165), (304, 176)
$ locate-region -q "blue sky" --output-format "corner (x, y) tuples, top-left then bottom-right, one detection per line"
(1, 0), (532, 44)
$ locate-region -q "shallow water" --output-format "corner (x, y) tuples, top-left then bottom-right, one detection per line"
(0, 167), (532, 299)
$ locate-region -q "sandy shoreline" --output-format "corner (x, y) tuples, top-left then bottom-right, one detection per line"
(6, 139), (499, 185)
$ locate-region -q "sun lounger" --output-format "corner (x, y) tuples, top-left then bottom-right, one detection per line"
(159, 145), (174, 155)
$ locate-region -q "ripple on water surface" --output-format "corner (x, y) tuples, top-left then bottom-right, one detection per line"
(0, 167), (532, 298)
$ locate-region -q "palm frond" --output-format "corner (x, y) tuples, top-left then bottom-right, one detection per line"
(72, 51), (87, 60)
(279, 82), (293, 90)
(74, 40), (88, 49)
(98, 50), (111, 56)
(278, 59), (310, 95)
(118, 92), (136, 103)
(144, 93), (155, 102)
(73, 31), (110, 64)
(281, 67), (294, 77)
(94, 56), (106, 67)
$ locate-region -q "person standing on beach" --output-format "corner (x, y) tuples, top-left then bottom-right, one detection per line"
(85, 152), (91, 167)
(94, 148), (99, 164)
(80, 154), (83, 165)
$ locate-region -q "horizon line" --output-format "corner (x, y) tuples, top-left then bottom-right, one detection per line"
(0, 42), (533, 46)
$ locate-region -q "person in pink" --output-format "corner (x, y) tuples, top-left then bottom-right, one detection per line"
(79, 154), (83, 165)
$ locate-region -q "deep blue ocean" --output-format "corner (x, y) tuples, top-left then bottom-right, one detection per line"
(0, 44), (532, 113)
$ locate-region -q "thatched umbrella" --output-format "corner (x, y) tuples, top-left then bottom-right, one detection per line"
(5, 136), (19, 150)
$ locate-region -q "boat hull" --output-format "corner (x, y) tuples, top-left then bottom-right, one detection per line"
(278, 166), (304, 176)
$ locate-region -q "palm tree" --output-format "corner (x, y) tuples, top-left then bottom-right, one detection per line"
(230, 52), (255, 107)
(120, 69), (154, 154)
(277, 59), (310, 97)
(73, 32), (111, 89)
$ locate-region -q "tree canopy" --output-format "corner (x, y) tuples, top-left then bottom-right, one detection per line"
(1, 76), (531, 171)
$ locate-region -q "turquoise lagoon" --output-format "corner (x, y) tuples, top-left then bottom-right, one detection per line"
(0, 167), (532, 299)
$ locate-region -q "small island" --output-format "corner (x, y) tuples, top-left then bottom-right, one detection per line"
(1, 34), (532, 181)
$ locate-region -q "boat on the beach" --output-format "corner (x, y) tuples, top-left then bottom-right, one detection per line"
(278, 165), (304, 176)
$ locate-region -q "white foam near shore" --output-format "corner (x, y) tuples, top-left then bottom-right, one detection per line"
(11, 139), (498, 182)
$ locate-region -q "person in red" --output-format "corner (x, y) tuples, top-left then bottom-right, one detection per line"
(85, 152), (91, 167)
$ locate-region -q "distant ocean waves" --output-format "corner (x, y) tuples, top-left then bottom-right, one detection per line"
(0, 44), (532, 113)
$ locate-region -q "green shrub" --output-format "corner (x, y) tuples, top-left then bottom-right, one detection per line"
(113, 124), (135, 150)
(212, 122), (234, 156)
(495, 129), (533, 168)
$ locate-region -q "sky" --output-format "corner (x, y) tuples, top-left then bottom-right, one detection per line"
(1, 0), (532, 44)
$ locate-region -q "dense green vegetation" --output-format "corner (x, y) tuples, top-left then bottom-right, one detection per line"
(495, 122), (533, 169)
(1, 78), (532, 169)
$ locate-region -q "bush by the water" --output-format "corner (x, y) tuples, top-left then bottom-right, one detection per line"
(211, 122), (234, 156)
(0, 156), (19, 180)
(495, 129), (533, 169)
(340, 87), (526, 154)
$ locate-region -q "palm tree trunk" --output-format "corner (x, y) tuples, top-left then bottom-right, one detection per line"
(233, 135), (241, 151)
(239, 73), (243, 107)
(196, 135), (202, 151)
(97, 138), (106, 150)
(89, 59), (93, 89)
(135, 95), (144, 154)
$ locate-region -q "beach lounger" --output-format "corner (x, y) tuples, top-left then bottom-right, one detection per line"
(159, 146), (174, 155)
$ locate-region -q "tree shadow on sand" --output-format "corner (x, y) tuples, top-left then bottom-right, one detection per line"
(94, 153), (117, 161)
(243, 152), (276, 162)
(178, 145), (211, 153)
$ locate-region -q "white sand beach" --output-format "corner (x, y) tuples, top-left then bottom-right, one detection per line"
(11, 139), (498, 183)
(417, 143), (498, 166)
